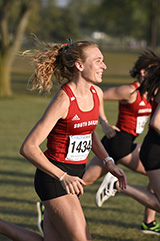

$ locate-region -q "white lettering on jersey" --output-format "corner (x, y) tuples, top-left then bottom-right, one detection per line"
(138, 108), (152, 113)
(74, 120), (98, 128)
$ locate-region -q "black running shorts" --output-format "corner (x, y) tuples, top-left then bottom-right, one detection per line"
(140, 129), (160, 171)
(34, 158), (85, 201)
(101, 130), (137, 163)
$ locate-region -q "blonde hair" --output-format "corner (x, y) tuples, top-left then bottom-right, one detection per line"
(29, 40), (97, 93)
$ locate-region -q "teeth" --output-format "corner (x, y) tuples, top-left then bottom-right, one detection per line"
(97, 72), (102, 76)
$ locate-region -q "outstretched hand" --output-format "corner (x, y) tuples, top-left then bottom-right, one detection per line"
(60, 174), (86, 195)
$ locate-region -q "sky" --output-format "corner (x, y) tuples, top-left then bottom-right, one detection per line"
(56, 0), (69, 7)
(42, 0), (69, 7)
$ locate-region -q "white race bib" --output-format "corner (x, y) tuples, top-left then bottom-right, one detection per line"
(136, 116), (149, 134)
(65, 134), (92, 161)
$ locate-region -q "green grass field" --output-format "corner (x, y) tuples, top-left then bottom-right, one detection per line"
(0, 51), (159, 241)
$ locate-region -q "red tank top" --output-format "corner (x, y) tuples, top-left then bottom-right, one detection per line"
(45, 83), (100, 164)
(116, 82), (152, 136)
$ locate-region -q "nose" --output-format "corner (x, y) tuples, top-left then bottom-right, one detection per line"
(103, 62), (107, 70)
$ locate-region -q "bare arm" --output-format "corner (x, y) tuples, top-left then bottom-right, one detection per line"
(98, 86), (120, 138)
(103, 84), (137, 103)
(20, 89), (70, 180)
(20, 89), (86, 195)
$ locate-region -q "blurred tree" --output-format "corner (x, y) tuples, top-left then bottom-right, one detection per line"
(151, 0), (158, 51)
(0, 0), (35, 97)
(0, 0), (159, 97)
(94, 0), (151, 39)
(25, 1), (41, 40)
(96, 0), (159, 49)
(67, 0), (101, 37)
(38, 0), (79, 42)
(67, 0), (159, 49)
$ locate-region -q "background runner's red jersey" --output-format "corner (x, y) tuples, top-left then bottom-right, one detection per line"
(116, 82), (152, 136)
(45, 84), (100, 164)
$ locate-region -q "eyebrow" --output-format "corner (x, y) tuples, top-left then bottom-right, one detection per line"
(94, 56), (104, 61)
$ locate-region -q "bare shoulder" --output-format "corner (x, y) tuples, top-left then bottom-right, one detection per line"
(53, 87), (70, 103)
(116, 83), (137, 101)
(103, 83), (136, 102)
(92, 84), (103, 100)
(118, 83), (136, 93)
(46, 87), (70, 119)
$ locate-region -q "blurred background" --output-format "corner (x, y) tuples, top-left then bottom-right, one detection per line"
(0, 1), (160, 240)
(0, 0), (160, 97)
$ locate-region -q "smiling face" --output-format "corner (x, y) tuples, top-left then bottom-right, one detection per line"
(80, 46), (107, 84)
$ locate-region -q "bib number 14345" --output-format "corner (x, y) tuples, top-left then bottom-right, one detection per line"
(65, 134), (92, 161)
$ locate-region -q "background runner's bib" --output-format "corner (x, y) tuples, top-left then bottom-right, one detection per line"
(136, 116), (149, 134)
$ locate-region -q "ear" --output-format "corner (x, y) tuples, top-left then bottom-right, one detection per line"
(75, 61), (84, 71)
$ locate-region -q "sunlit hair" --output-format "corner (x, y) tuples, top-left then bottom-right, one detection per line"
(129, 50), (158, 78)
(27, 39), (98, 93)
